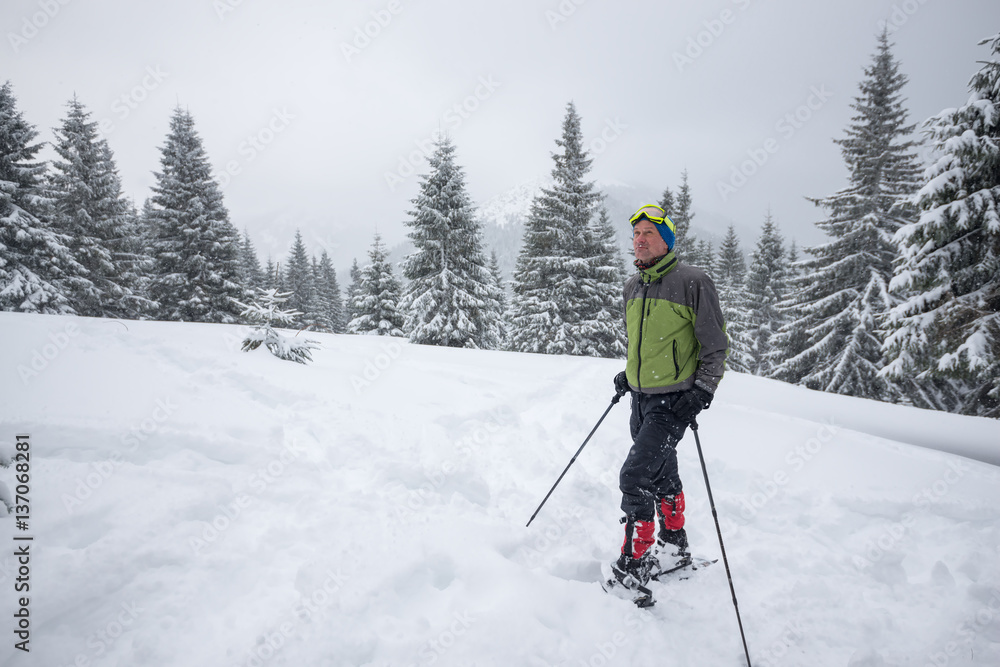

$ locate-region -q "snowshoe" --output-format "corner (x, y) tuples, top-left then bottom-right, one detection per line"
(650, 554), (717, 582)
(652, 533), (690, 573)
(610, 552), (654, 588)
(601, 552), (658, 607)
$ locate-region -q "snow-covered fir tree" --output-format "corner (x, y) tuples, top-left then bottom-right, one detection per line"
(50, 96), (150, 318)
(349, 233), (405, 336)
(345, 258), (362, 328)
(745, 210), (789, 376)
(673, 169), (694, 252)
(658, 187), (675, 219)
(715, 225), (753, 373)
(275, 261), (287, 291)
(147, 107), (245, 323)
(239, 288), (319, 364)
(310, 256), (325, 330)
(576, 205), (628, 358)
(772, 31), (920, 401)
(507, 102), (609, 356)
(283, 230), (318, 330)
(118, 198), (152, 307)
(129, 198), (160, 304)
(715, 225), (746, 290)
(313, 250), (344, 334)
(400, 136), (503, 349)
(884, 32), (1000, 418)
(687, 238), (715, 278)
(486, 250), (508, 349)
(262, 257), (277, 290)
(785, 240), (803, 283)
(238, 229), (264, 293)
(0, 81), (80, 314)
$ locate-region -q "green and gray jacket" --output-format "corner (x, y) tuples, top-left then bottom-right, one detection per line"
(623, 252), (728, 395)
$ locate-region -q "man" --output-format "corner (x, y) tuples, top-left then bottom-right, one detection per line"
(609, 204), (728, 588)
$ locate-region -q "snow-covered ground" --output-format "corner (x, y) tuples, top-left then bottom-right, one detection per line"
(1, 312), (998, 667)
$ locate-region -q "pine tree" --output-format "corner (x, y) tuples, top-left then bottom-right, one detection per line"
(696, 238), (716, 278)
(148, 107), (245, 323)
(508, 101), (605, 355)
(136, 197), (157, 257)
(884, 32), (1000, 417)
(716, 225), (753, 373)
(284, 229), (317, 329)
(681, 235), (712, 275)
(673, 169), (694, 251)
(745, 211), (788, 376)
(786, 240), (802, 282)
(327, 253), (345, 334)
(349, 233), (405, 336)
(129, 198), (159, 306)
(577, 205), (628, 358)
(0, 81), (80, 314)
(238, 229), (264, 292)
(274, 261), (286, 291)
(314, 250), (344, 333)
(345, 258), (362, 328)
(658, 187), (675, 217)
(50, 96), (149, 318)
(311, 256), (324, 330)
(400, 136), (503, 349)
(118, 198), (153, 312)
(787, 240), (799, 266)
(262, 257), (277, 290)
(486, 250), (508, 349)
(108, 187), (152, 319)
(715, 225), (746, 288)
(771, 31), (920, 401)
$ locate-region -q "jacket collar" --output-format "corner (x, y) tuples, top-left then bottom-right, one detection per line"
(638, 252), (678, 284)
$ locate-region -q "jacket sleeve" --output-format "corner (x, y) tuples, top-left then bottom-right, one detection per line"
(622, 283), (628, 328)
(622, 274), (637, 328)
(692, 272), (728, 394)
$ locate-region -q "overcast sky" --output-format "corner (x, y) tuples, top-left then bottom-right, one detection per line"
(3, 0), (998, 269)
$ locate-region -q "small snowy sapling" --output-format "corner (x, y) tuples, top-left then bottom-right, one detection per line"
(238, 288), (320, 364)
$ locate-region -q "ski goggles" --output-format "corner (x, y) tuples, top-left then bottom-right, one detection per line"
(629, 204), (675, 232)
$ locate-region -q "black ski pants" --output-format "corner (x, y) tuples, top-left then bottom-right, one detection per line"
(619, 391), (689, 521)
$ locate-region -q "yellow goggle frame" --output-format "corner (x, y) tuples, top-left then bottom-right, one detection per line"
(629, 204), (675, 232)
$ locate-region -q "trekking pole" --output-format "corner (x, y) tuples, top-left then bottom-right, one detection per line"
(691, 420), (753, 667)
(526, 391), (625, 528)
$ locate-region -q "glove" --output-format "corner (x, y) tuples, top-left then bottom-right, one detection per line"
(613, 371), (630, 396)
(672, 386), (713, 423)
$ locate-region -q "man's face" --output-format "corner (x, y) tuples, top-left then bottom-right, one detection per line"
(632, 219), (669, 263)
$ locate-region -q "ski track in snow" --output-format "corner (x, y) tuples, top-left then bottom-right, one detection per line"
(1, 312), (999, 667)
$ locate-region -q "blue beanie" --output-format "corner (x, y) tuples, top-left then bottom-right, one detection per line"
(629, 205), (676, 250)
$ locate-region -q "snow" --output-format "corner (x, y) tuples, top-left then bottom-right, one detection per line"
(1, 311), (999, 667)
